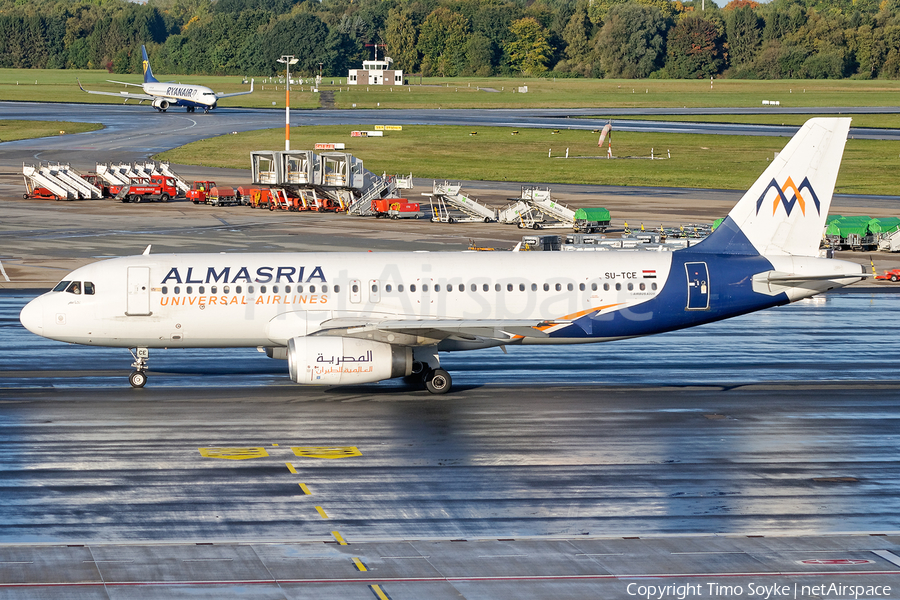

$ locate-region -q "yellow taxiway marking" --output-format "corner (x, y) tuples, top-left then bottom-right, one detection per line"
(292, 446), (362, 459)
(198, 447), (269, 460)
(370, 584), (390, 600)
(315, 506), (329, 519)
(298, 483), (311, 495)
(285, 462), (297, 474)
(272, 443), (279, 446)
(352, 557), (367, 572)
(332, 531), (348, 545)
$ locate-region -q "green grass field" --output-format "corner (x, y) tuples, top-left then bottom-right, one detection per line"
(3, 68), (900, 110)
(155, 125), (899, 195)
(592, 113), (900, 129)
(0, 119), (102, 142)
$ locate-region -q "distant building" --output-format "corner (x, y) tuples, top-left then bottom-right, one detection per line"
(348, 53), (403, 86)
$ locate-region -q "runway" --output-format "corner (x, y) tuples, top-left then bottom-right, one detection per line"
(2, 101), (900, 169)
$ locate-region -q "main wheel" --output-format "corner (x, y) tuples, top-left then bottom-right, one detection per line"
(425, 369), (452, 394)
(129, 371), (147, 388)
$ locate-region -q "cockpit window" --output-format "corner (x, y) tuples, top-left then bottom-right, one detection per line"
(65, 281), (81, 295)
(52, 280), (70, 292)
(83, 282), (95, 295)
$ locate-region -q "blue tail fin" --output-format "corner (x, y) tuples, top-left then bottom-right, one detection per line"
(141, 45), (158, 84)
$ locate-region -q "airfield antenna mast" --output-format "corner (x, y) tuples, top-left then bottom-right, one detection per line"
(277, 55), (299, 151)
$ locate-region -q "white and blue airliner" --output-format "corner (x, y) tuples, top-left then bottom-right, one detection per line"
(78, 46), (253, 113)
(20, 118), (865, 393)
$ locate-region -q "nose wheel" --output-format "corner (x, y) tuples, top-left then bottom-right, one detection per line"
(129, 371), (147, 388)
(129, 347), (149, 388)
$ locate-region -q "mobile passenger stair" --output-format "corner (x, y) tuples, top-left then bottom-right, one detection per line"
(878, 225), (900, 252)
(22, 163), (102, 200)
(521, 187), (576, 230)
(427, 182), (498, 223)
(346, 173), (413, 216)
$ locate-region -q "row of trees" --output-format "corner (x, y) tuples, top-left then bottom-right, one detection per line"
(2, 0), (900, 79)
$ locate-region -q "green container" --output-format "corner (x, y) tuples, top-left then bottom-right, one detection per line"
(574, 208), (611, 222)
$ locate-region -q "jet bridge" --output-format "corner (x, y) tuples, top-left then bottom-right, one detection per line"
(252, 150), (402, 213)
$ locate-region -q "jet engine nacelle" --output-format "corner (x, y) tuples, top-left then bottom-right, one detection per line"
(288, 337), (412, 385)
(152, 98), (170, 110)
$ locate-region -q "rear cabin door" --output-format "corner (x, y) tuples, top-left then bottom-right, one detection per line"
(126, 266), (152, 316)
(685, 262), (710, 310)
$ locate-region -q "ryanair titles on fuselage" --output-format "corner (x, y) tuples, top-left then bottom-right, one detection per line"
(166, 86), (198, 98)
(161, 266), (326, 285)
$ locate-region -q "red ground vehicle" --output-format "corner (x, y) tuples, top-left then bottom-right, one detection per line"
(187, 181), (215, 204)
(81, 174), (121, 198)
(875, 268), (900, 282)
(115, 175), (179, 203)
(372, 198), (420, 219)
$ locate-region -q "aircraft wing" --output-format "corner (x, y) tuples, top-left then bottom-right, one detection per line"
(216, 79), (253, 98)
(77, 79), (154, 101)
(315, 317), (572, 342)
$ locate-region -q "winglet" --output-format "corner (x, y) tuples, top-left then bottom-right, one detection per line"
(77, 78), (86, 93)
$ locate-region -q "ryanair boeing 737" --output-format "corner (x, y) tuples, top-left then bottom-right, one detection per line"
(19, 119), (865, 393)
(78, 46), (253, 113)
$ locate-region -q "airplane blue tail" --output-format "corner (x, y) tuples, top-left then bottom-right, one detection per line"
(141, 45), (158, 84)
(693, 118), (851, 257)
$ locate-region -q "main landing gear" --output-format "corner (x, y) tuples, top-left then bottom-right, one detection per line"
(424, 368), (452, 394)
(409, 352), (452, 394)
(129, 347), (149, 388)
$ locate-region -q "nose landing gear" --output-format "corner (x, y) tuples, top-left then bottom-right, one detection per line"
(129, 347), (149, 388)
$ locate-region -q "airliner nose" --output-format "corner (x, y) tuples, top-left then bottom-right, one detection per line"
(19, 297), (43, 336)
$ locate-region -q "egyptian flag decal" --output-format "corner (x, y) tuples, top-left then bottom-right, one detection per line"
(642, 270), (657, 278)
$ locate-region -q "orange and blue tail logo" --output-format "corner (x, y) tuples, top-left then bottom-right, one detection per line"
(755, 176), (820, 217)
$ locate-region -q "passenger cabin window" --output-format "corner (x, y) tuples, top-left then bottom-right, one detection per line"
(186, 286), (193, 294)
(385, 284), (392, 292)
(334, 284), (340, 293)
(162, 286), (168, 295)
(174, 286), (181, 294)
(410, 284), (417, 292)
(211, 286), (217, 294)
(248, 285), (254, 294)
(260, 285), (266, 294)
(309, 285), (316, 293)
(224, 285), (230, 294)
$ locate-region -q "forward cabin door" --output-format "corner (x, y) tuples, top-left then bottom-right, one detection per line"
(685, 262), (710, 310)
(126, 266), (152, 316)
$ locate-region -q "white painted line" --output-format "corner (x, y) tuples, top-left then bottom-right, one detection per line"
(0, 261), (9, 282)
(872, 550), (900, 567)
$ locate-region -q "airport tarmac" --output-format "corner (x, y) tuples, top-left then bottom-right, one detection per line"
(2, 103), (900, 598)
